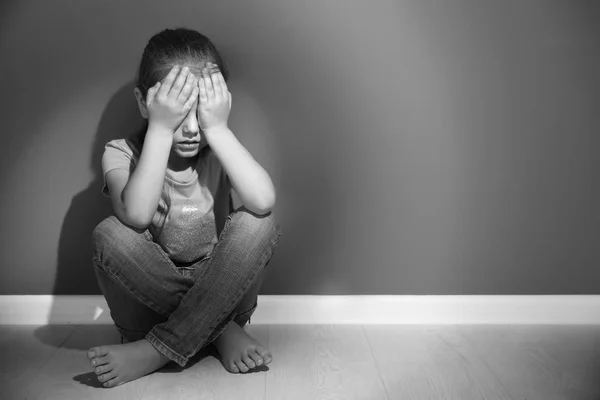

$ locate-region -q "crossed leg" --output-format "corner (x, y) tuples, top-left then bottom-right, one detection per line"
(87, 208), (280, 387)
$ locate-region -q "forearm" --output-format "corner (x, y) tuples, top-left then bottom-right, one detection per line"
(204, 126), (276, 214)
(122, 126), (172, 225)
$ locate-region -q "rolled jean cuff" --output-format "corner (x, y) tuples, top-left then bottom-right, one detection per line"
(234, 301), (258, 326)
(145, 331), (188, 367)
(115, 322), (148, 343)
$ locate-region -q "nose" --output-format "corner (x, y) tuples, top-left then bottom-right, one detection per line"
(181, 111), (200, 139)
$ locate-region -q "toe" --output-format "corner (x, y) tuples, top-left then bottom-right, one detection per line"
(235, 360), (249, 373)
(242, 354), (256, 369)
(95, 364), (112, 376)
(97, 369), (117, 384)
(90, 348), (111, 367)
(248, 350), (264, 366)
(228, 361), (240, 373)
(88, 346), (108, 360)
(103, 376), (120, 388)
(94, 352), (112, 367)
(256, 347), (272, 365)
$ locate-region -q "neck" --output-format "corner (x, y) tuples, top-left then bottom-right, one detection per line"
(168, 152), (198, 172)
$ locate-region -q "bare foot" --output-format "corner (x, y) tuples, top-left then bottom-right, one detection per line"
(87, 339), (171, 388)
(213, 322), (272, 373)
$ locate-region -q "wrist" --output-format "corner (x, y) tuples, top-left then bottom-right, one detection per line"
(146, 123), (174, 144)
(201, 124), (230, 137)
(202, 124), (229, 134)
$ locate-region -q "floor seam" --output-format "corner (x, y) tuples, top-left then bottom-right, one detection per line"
(361, 325), (391, 400)
(37, 324), (78, 372)
(452, 326), (518, 400)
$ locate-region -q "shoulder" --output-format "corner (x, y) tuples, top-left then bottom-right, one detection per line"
(104, 138), (129, 155)
(103, 135), (143, 163)
(101, 134), (145, 181)
(105, 135), (141, 158)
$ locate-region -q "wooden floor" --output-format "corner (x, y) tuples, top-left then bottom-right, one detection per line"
(1, 324), (600, 400)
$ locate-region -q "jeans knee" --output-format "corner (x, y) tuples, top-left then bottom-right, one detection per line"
(227, 207), (282, 248)
(93, 216), (114, 250)
(93, 216), (123, 248)
(92, 216), (149, 265)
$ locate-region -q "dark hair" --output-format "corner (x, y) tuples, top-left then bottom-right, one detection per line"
(129, 28), (229, 148)
(136, 27), (229, 99)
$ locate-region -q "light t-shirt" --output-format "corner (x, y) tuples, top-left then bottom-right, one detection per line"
(101, 134), (232, 264)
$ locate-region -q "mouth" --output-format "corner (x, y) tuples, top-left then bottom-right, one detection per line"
(178, 141), (200, 150)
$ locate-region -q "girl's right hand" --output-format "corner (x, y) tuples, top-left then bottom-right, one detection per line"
(145, 65), (199, 133)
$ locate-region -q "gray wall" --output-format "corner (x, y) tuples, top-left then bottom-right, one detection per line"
(1, 0), (599, 295)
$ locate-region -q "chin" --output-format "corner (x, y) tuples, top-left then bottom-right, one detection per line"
(175, 149), (200, 158)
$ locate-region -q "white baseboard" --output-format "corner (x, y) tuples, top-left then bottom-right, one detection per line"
(2, 295), (600, 325)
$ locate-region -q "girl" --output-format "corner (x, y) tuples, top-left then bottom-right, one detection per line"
(87, 28), (281, 388)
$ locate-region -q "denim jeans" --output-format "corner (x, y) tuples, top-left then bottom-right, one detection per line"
(91, 207), (281, 367)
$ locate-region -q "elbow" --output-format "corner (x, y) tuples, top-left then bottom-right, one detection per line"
(246, 192), (276, 216)
(123, 208), (152, 230)
(120, 191), (153, 229)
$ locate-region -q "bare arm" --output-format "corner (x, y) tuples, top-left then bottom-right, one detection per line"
(198, 65), (276, 215)
(205, 126), (275, 214)
(104, 129), (171, 229)
(118, 129), (172, 228)
(106, 65), (199, 228)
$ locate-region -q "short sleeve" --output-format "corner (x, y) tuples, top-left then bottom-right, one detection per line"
(101, 140), (137, 197)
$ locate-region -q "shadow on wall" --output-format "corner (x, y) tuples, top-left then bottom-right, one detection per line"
(45, 82), (143, 316)
(35, 82), (142, 347)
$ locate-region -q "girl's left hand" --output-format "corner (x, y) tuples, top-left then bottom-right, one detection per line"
(198, 63), (232, 131)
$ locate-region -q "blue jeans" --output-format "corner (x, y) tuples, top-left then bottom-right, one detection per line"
(91, 207), (281, 367)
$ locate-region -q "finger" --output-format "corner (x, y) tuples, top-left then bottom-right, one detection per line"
(210, 70), (223, 102)
(199, 78), (208, 103)
(177, 73), (196, 102)
(205, 62), (220, 75)
(203, 72), (214, 101)
(145, 82), (161, 106)
(217, 72), (229, 98)
(183, 85), (199, 113)
(169, 66), (190, 98)
(157, 65), (180, 98)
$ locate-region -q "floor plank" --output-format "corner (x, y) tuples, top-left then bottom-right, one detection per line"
(141, 324), (269, 400)
(4, 324), (600, 400)
(23, 324), (150, 400)
(0, 324), (76, 400)
(457, 325), (600, 400)
(539, 325), (600, 397)
(265, 325), (388, 400)
(364, 325), (513, 400)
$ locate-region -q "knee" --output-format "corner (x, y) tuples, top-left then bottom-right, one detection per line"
(93, 216), (124, 248)
(227, 207), (282, 248)
(92, 216), (149, 261)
